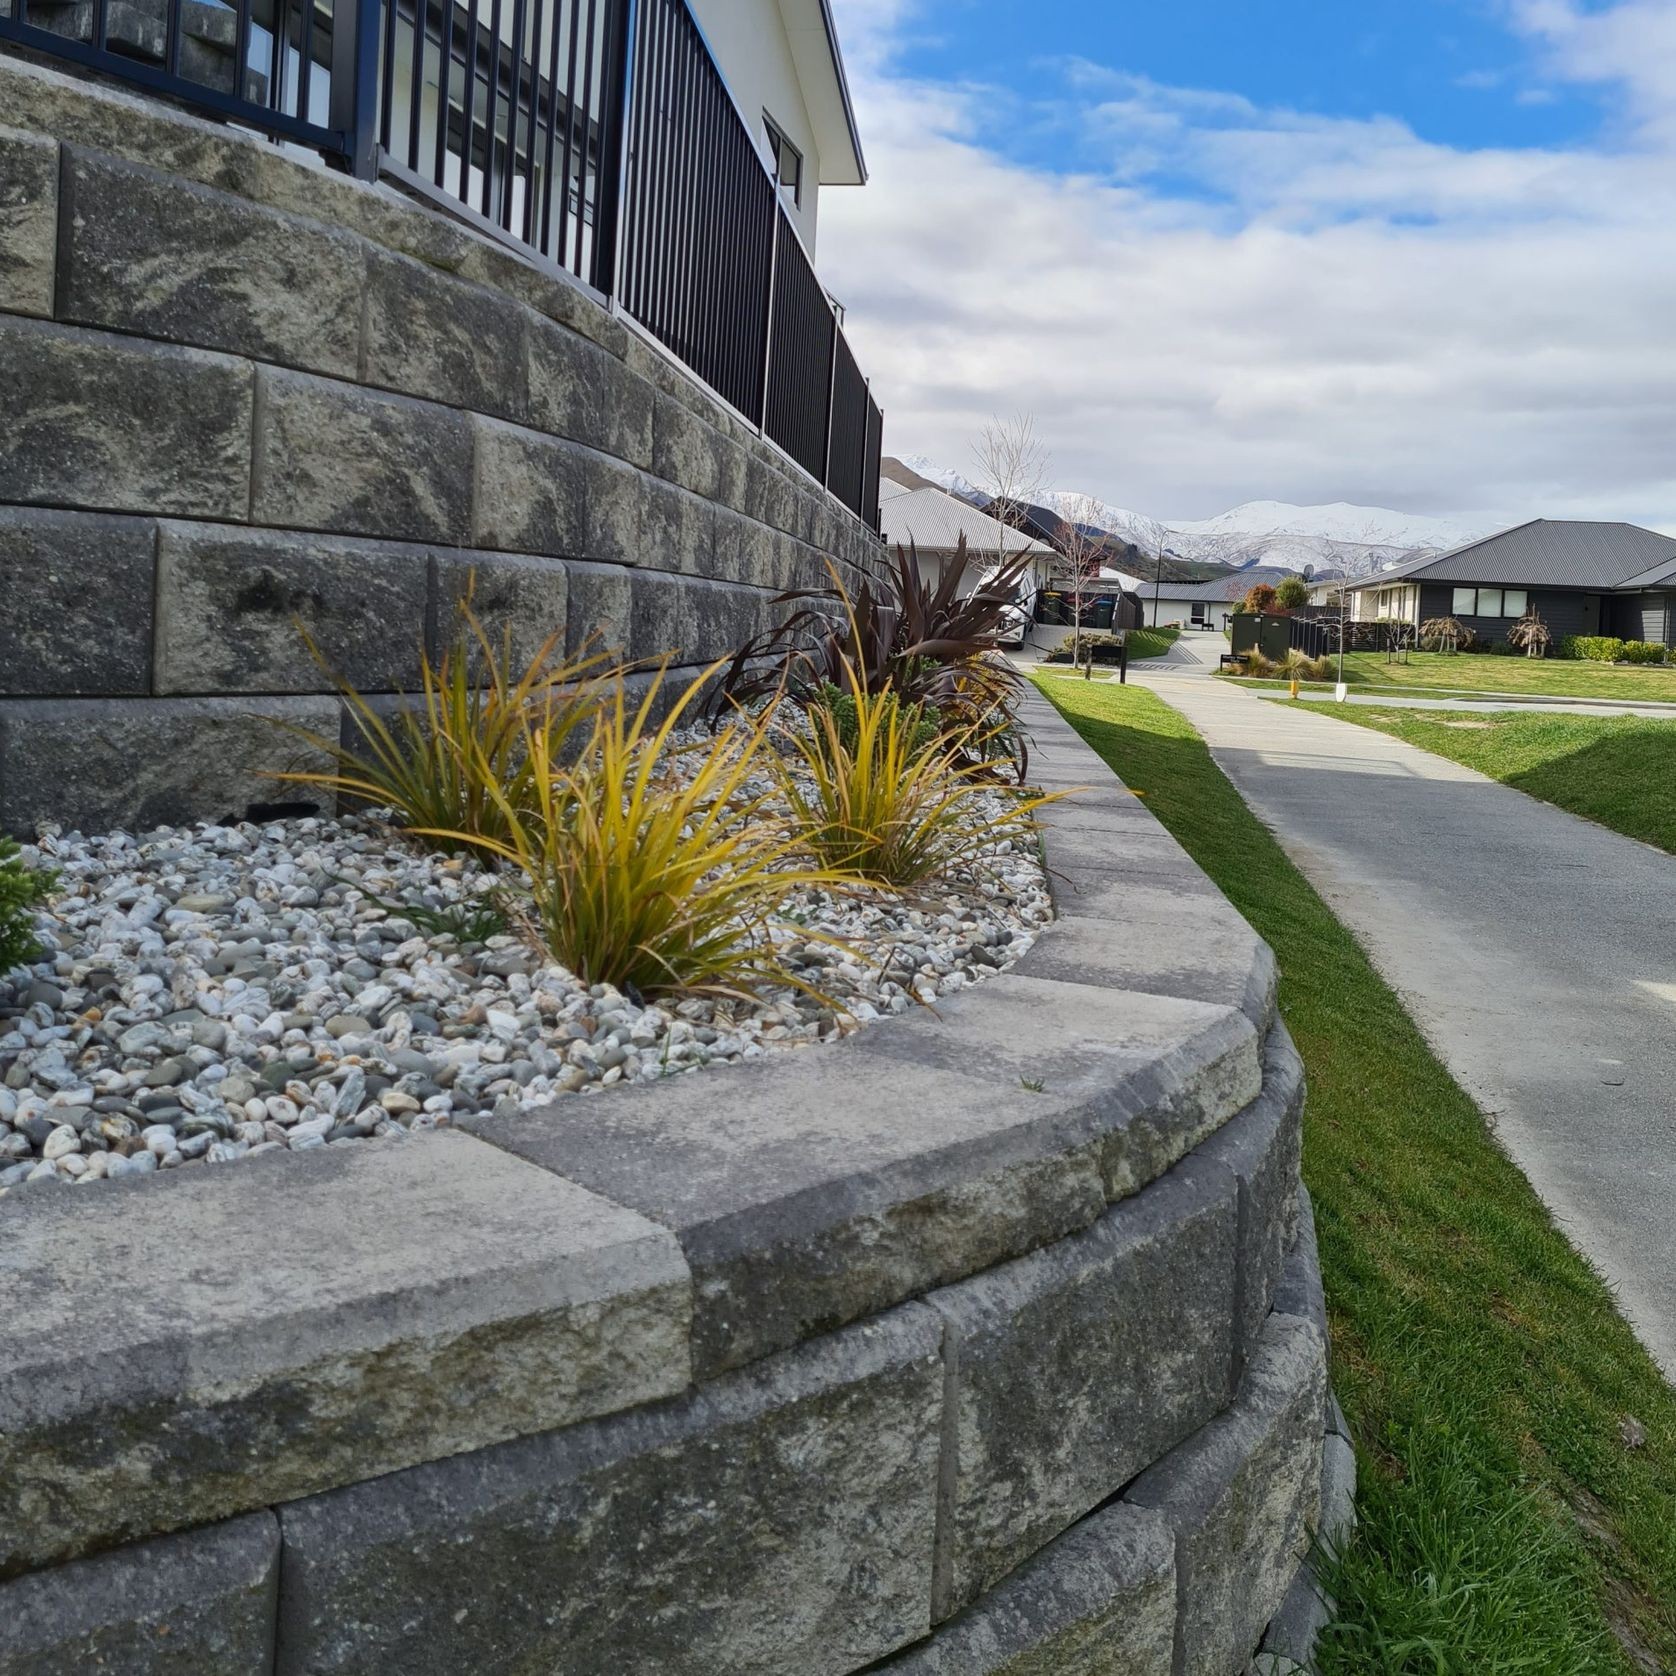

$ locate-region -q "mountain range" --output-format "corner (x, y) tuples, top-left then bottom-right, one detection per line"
(897, 454), (1489, 579)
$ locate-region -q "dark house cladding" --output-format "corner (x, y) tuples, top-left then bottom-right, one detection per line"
(1341, 519), (1676, 646)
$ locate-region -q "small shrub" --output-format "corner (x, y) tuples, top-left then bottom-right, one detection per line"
(775, 675), (1063, 888)
(1237, 649), (1279, 678)
(1559, 635), (1626, 662)
(1507, 613), (1553, 660)
(1243, 582), (1279, 614)
(274, 604), (614, 856)
(1043, 632), (1124, 665)
(807, 681), (940, 754)
(0, 838), (55, 977)
(1420, 617), (1473, 653)
(444, 668), (852, 999)
(1621, 639), (1668, 665)
(1274, 577), (1310, 610)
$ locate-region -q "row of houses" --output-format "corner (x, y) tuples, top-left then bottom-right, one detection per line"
(881, 451), (1676, 653)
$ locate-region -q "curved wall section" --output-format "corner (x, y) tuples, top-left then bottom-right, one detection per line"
(0, 54), (883, 836)
(0, 691), (1341, 1674)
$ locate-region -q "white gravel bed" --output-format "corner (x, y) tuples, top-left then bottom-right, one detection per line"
(0, 800), (1051, 1195)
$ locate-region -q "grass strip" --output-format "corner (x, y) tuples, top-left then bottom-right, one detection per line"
(1222, 649), (1676, 703)
(1313, 706), (1676, 855)
(1034, 675), (1676, 1675)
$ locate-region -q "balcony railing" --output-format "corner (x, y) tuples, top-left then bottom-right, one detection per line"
(0, 0), (883, 529)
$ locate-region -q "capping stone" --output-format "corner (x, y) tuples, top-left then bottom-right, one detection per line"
(879, 1503), (1176, 1675)
(275, 1306), (944, 1676)
(1125, 1313), (1327, 1676)
(465, 980), (1256, 1379)
(0, 694), (338, 835)
(0, 1132), (691, 1576)
(0, 125), (56, 317)
(252, 367), (472, 543)
(57, 146), (364, 377)
(155, 523), (429, 694)
(0, 316), (253, 518)
(0, 506), (154, 696)
(0, 1512), (279, 1676)
(928, 1156), (1238, 1616)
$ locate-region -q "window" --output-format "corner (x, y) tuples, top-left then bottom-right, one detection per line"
(1450, 586), (1526, 618)
(763, 114), (802, 207)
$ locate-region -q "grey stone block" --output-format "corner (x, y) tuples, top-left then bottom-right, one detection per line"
(642, 474), (718, 576)
(0, 317), (253, 519)
(1273, 1186), (1328, 1347)
(562, 558), (634, 659)
(0, 1131), (690, 1575)
(253, 367), (472, 543)
(467, 980), (1255, 1379)
(1256, 1558), (1331, 1673)
(651, 388), (726, 496)
(712, 505), (784, 590)
(155, 523), (429, 694)
(362, 248), (528, 421)
(1197, 1024), (1304, 1376)
(1126, 1313), (1327, 1676)
(430, 550), (570, 671)
(470, 416), (587, 556)
(879, 1503), (1176, 1675)
(0, 694), (338, 835)
(930, 1157), (1239, 1615)
(863, 974), (1263, 1202)
(627, 569), (769, 664)
(0, 506), (155, 695)
(0, 1512), (279, 1675)
(0, 126), (57, 318)
(528, 312), (653, 465)
(580, 442), (644, 565)
(743, 451), (803, 536)
(58, 147), (364, 377)
(1014, 880), (1276, 1032)
(1320, 1427), (1357, 1549)
(275, 1306), (943, 1676)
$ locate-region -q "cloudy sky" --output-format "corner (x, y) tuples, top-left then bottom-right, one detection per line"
(818, 0), (1676, 527)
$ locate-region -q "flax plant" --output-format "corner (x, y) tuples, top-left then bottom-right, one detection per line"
(781, 668), (1065, 888)
(272, 607), (614, 855)
(430, 665), (857, 999)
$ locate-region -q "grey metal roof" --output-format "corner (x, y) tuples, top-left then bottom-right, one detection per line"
(1157, 565), (1302, 603)
(1342, 520), (1676, 593)
(879, 486), (1052, 558)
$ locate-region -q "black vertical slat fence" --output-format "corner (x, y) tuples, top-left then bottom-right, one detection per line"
(1, 0), (880, 529)
(616, 0), (773, 424)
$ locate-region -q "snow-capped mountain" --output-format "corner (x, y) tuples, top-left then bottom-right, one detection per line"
(898, 454), (986, 506)
(1040, 491), (1171, 557)
(1164, 500), (1485, 573)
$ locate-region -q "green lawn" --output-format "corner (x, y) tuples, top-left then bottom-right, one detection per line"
(1226, 649), (1676, 704)
(1320, 707), (1676, 854)
(1035, 675), (1676, 1675)
(1128, 625), (1181, 661)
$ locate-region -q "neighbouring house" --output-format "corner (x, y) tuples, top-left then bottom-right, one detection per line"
(878, 460), (1056, 644)
(0, 0), (887, 834)
(1340, 520), (1676, 646)
(1139, 566), (1303, 630)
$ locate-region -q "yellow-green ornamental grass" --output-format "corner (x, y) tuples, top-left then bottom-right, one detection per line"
(281, 600), (1057, 1001)
(783, 673), (1062, 888)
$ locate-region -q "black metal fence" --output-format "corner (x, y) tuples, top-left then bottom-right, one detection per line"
(0, 0), (881, 528)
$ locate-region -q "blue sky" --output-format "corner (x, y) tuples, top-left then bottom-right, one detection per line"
(893, 0), (1606, 161)
(821, 0), (1676, 527)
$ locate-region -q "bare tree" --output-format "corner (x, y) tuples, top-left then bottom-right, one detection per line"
(971, 412), (1050, 647)
(972, 413), (1048, 564)
(1052, 492), (1112, 659)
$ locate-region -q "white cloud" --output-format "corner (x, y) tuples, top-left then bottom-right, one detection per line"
(819, 0), (1676, 527)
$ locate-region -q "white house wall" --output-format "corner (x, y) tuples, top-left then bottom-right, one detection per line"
(687, 0), (823, 248)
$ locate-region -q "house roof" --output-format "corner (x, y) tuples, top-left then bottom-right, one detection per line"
(1154, 565), (1302, 603)
(779, 0), (867, 186)
(880, 485), (1053, 559)
(1342, 520), (1676, 594)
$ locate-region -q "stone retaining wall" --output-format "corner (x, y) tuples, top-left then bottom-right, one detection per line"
(0, 692), (1347, 1674)
(0, 53), (883, 836)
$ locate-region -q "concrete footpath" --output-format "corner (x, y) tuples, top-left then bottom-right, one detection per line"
(1140, 673), (1676, 1378)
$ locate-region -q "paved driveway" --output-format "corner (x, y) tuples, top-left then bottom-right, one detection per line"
(1144, 674), (1676, 1376)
